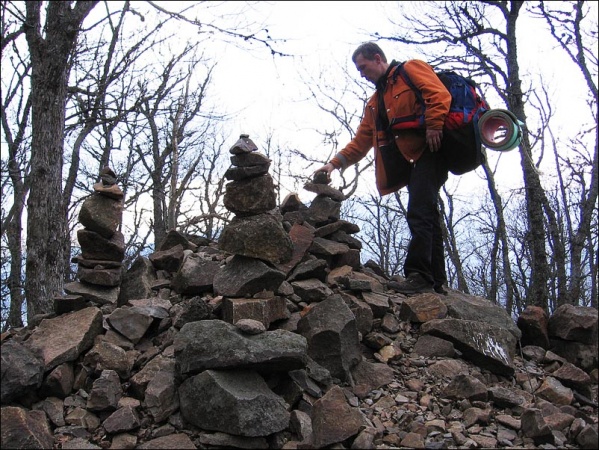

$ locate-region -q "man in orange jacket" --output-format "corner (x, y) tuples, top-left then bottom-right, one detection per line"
(314, 42), (451, 294)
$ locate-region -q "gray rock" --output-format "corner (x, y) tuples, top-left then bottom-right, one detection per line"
(82, 341), (134, 379)
(311, 385), (368, 448)
(171, 253), (221, 295)
(77, 229), (125, 262)
(1, 341), (45, 404)
(421, 318), (517, 377)
(443, 292), (522, 340)
(136, 433), (196, 449)
(1, 406), (54, 449)
(24, 307), (103, 372)
(145, 369), (178, 423)
(117, 256), (156, 305)
(179, 369), (290, 437)
(548, 304), (598, 344)
(78, 193), (123, 239)
(87, 369), (122, 412)
(101, 405), (140, 434)
(106, 306), (156, 344)
(218, 214), (293, 264)
(442, 374), (488, 402)
(222, 296), (289, 329)
(174, 319), (307, 376)
(169, 296), (213, 329)
(297, 294), (361, 382)
(64, 281), (120, 306)
(213, 255), (286, 297)
(224, 174), (276, 215)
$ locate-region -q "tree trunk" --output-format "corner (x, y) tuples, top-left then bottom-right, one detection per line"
(3, 92), (32, 331)
(536, 1), (598, 307)
(439, 194), (469, 294)
(152, 173), (168, 249)
(24, 1), (98, 321)
(5, 206), (25, 330)
(482, 161), (519, 315)
(505, 3), (550, 311)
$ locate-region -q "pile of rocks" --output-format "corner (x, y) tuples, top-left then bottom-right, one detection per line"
(1, 137), (597, 449)
(62, 167), (126, 311)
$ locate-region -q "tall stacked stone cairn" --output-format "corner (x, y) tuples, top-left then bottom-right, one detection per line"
(61, 167), (125, 313)
(214, 134), (294, 327)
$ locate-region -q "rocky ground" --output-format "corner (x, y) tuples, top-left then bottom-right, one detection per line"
(341, 311), (598, 450)
(2, 142), (597, 449)
(2, 266), (597, 450)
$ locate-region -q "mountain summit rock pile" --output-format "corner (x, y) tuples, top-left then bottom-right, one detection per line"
(1, 139), (597, 449)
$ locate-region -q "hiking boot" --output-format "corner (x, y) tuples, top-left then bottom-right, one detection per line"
(434, 284), (448, 295)
(387, 273), (434, 294)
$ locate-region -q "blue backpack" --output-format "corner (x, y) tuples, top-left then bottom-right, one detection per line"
(392, 63), (491, 175)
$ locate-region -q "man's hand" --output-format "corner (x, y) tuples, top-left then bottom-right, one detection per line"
(313, 163), (335, 179)
(426, 129), (443, 152)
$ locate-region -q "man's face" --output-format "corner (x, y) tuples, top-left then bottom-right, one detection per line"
(354, 53), (386, 85)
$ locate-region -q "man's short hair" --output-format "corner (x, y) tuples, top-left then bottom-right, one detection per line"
(352, 42), (387, 63)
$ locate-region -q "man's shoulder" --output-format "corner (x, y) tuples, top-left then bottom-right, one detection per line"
(403, 59), (432, 70)
(400, 59), (438, 80)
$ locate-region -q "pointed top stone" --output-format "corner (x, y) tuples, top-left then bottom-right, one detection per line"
(313, 170), (330, 185)
(100, 166), (117, 186)
(230, 134), (258, 154)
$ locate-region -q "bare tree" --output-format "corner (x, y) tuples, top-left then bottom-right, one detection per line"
(297, 62), (376, 198)
(262, 129), (293, 207)
(438, 187), (471, 294)
(505, 195), (536, 314)
(534, 0), (598, 307)
(384, 0), (550, 309)
(343, 193), (408, 277)
(179, 137), (231, 242)
(128, 45), (222, 248)
(23, 1), (99, 321)
(1, 1), (31, 329)
(480, 158), (520, 313)
(291, 60), (408, 274)
(61, 1), (167, 280)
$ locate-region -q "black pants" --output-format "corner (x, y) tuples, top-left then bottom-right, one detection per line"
(404, 149), (448, 288)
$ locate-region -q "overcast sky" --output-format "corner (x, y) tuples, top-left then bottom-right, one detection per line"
(209, 1), (390, 141)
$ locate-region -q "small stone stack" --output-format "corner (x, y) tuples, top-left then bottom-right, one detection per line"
(302, 170), (345, 226)
(61, 166), (125, 312)
(280, 171), (363, 271)
(214, 134), (294, 327)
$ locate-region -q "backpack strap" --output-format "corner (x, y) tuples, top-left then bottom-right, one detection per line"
(375, 61), (401, 133)
(389, 63), (426, 129)
(393, 63), (419, 95)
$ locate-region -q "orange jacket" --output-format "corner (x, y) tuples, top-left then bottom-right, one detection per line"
(329, 59), (451, 196)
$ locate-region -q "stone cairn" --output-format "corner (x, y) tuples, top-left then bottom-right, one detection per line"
(60, 167), (125, 313)
(282, 169), (363, 271)
(214, 134), (294, 327)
